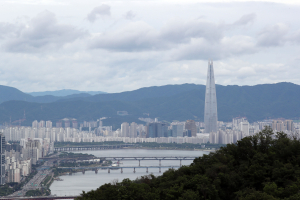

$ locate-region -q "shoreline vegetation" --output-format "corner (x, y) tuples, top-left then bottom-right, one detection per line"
(54, 141), (225, 151)
(76, 128), (300, 200)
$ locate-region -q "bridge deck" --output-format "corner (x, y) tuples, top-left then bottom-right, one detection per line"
(58, 166), (180, 169)
(100, 156), (197, 160)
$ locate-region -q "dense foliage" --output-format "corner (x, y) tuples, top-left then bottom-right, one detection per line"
(59, 152), (94, 158)
(25, 189), (42, 196)
(0, 184), (14, 196)
(77, 128), (300, 200)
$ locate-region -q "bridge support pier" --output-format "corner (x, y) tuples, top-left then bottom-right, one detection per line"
(108, 169), (110, 173)
(118, 160), (120, 167)
(121, 168), (123, 173)
(159, 167), (161, 173)
(159, 160), (161, 166)
(139, 160), (140, 167)
(82, 170), (85, 174)
(180, 160), (182, 167)
(146, 167), (148, 173)
(133, 168), (136, 173)
(95, 169), (98, 174)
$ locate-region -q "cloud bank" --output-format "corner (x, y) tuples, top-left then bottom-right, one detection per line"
(0, 1), (299, 93)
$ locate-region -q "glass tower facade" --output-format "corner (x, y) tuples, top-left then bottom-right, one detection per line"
(204, 60), (218, 133)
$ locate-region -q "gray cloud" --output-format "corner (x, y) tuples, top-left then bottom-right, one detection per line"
(288, 30), (300, 44)
(87, 4), (111, 22)
(0, 22), (24, 39)
(257, 23), (288, 47)
(232, 13), (256, 26)
(4, 11), (87, 52)
(124, 11), (136, 20)
(89, 19), (223, 52)
(169, 35), (257, 61)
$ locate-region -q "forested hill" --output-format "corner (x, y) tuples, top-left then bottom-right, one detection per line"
(0, 82), (300, 126)
(77, 128), (300, 200)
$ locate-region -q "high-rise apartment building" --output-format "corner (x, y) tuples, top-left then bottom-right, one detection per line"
(0, 133), (5, 185)
(32, 120), (38, 128)
(121, 122), (129, 137)
(239, 121), (249, 137)
(130, 122), (137, 138)
(185, 120), (197, 137)
(232, 117), (247, 130)
(46, 120), (52, 128)
(272, 120), (285, 132)
(72, 120), (78, 129)
(23, 139), (42, 165)
(64, 120), (70, 128)
(147, 122), (168, 138)
(285, 120), (294, 131)
(38, 120), (45, 128)
(172, 124), (184, 137)
(56, 120), (62, 128)
(204, 60), (218, 133)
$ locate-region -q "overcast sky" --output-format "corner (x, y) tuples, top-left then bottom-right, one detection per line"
(0, 0), (299, 93)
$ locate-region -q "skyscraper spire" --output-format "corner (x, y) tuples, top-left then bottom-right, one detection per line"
(204, 60), (218, 133)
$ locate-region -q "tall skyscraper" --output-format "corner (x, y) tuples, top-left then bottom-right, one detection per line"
(204, 60), (218, 133)
(0, 133), (5, 185)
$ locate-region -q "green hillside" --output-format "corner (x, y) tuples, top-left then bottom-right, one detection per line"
(0, 82), (300, 127)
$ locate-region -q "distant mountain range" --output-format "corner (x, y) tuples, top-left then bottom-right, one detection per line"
(28, 89), (107, 97)
(0, 82), (299, 128)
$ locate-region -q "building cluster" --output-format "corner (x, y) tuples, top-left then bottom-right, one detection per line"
(0, 131), (54, 185)
(32, 118), (105, 130)
(0, 119), (202, 144)
(208, 117), (298, 144)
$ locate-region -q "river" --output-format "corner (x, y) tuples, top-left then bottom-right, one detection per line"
(50, 149), (208, 196)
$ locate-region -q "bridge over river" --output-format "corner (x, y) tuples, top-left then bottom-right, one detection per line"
(58, 165), (181, 173)
(100, 156), (197, 166)
(57, 156), (198, 173)
(54, 144), (134, 152)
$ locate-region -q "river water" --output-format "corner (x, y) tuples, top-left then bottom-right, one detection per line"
(50, 149), (208, 196)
